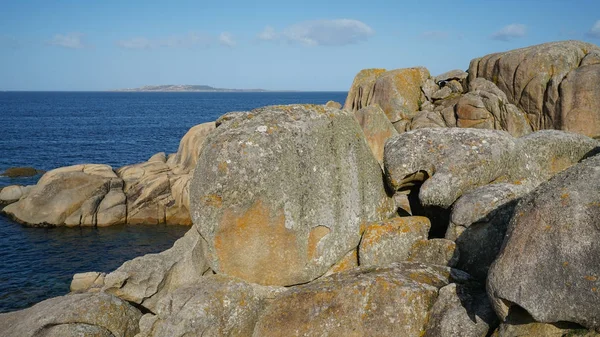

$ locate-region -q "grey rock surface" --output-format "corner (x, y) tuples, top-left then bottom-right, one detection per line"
(136, 275), (283, 337)
(0, 292), (141, 337)
(190, 104), (395, 286)
(253, 262), (471, 337)
(488, 154), (600, 329)
(102, 227), (209, 312)
(424, 283), (498, 337)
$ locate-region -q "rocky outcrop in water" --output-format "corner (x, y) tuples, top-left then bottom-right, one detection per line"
(3, 40), (600, 337)
(1, 122), (215, 227)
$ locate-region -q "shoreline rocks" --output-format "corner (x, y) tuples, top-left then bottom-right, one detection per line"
(2, 40), (600, 337)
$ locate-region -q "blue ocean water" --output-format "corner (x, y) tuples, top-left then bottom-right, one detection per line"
(0, 91), (348, 313)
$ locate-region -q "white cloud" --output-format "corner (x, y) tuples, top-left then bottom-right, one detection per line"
(258, 26), (278, 41)
(116, 32), (212, 50)
(47, 32), (87, 49)
(259, 19), (374, 46)
(491, 24), (527, 41)
(219, 32), (236, 47)
(587, 20), (600, 39)
(420, 31), (449, 40)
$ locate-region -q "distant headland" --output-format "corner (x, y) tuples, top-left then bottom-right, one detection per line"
(113, 85), (268, 92)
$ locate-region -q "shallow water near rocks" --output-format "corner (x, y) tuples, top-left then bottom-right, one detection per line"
(0, 91), (347, 313)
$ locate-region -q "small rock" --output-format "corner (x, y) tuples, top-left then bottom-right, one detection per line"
(431, 86), (453, 101)
(1, 167), (43, 178)
(325, 100), (342, 109)
(407, 239), (459, 267)
(359, 216), (430, 267)
(70, 272), (105, 292)
(435, 69), (468, 84)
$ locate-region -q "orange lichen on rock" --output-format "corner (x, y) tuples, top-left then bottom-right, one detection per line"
(214, 200), (304, 285)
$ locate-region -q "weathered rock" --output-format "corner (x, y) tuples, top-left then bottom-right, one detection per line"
(491, 309), (599, 337)
(3, 164), (126, 227)
(102, 227), (209, 312)
(488, 154), (600, 329)
(456, 78), (532, 137)
(148, 152), (166, 163)
(409, 110), (447, 130)
(325, 100), (342, 109)
(407, 238), (459, 267)
(424, 283), (498, 337)
(468, 40), (600, 137)
(446, 79), (464, 93)
(432, 86), (453, 101)
(384, 128), (517, 209)
(166, 122), (215, 174)
(191, 104), (395, 286)
(446, 183), (529, 280)
(215, 111), (250, 127)
(421, 78), (439, 101)
(0, 185), (30, 205)
(0, 292), (141, 337)
(253, 262), (471, 336)
(0, 166), (42, 178)
(136, 275), (283, 337)
(359, 216), (430, 267)
(435, 69), (468, 84)
(70, 271), (105, 292)
(354, 105), (398, 165)
(343, 68), (387, 112)
(370, 67), (431, 123)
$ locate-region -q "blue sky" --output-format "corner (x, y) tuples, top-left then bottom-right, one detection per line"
(1, 0), (599, 91)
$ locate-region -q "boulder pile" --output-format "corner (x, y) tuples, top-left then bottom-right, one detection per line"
(1, 40), (600, 336)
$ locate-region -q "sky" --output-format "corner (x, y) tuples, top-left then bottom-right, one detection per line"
(1, 0), (599, 91)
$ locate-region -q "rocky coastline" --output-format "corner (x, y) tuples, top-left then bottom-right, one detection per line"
(1, 40), (600, 336)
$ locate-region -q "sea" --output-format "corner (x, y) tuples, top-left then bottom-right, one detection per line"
(0, 91), (348, 313)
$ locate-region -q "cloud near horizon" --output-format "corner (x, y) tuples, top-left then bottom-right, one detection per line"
(587, 20), (600, 39)
(257, 19), (374, 46)
(491, 24), (527, 41)
(116, 32), (212, 50)
(219, 32), (236, 47)
(47, 32), (88, 49)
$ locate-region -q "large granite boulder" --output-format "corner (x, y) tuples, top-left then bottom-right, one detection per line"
(3, 164), (126, 227)
(354, 105), (398, 166)
(253, 262), (471, 336)
(137, 275), (283, 337)
(468, 40), (600, 137)
(455, 78), (532, 137)
(166, 122), (215, 174)
(190, 104), (395, 286)
(0, 292), (141, 337)
(384, 128), (517, 208)
(343, 68), (387, 112)
(101, 227), (209, 312)
(369, 67), (431, 123)
(487, 154), (600, 329)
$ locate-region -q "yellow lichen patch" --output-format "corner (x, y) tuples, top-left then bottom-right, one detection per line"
(201, 194), (222, 207)
(550, 156), (573, 175)
(214, 200), (304, 285)
(361, 217), (430, 249)
(584, 275), (598, 282)
(329, 250), (358, 274)
(308, 226), (331, 260)
(217, 161), (228, 173)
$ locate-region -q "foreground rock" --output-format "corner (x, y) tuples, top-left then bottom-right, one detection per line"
(190, 104), (395, 286)
(137, 275), (283, 337)
(468, 40), (600, 137)
(488, 154), (600, 329)
(2, 122), (215, 226)
(101, 227), (210, 312)
(253, 262), (474, 336)
(0, 292), (141, 337)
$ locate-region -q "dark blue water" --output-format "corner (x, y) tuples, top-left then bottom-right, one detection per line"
(0, 91), (347, 313)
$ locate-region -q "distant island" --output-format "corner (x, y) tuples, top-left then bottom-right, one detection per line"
(113, 85), (268, 92)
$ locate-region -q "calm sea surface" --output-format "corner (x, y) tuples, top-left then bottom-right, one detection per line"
(0, 91), (347, 313)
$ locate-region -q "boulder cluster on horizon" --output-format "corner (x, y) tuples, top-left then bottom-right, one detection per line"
(1, 40), (600, 337)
